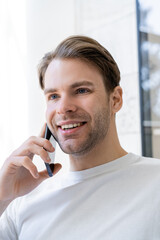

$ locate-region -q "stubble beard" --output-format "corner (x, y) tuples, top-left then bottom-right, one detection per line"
(57, 106), (111, 157)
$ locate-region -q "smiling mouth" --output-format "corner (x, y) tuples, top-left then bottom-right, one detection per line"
(60, 122), (86, 130)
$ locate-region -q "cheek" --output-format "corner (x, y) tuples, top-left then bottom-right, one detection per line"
(45, 104), (55, 122)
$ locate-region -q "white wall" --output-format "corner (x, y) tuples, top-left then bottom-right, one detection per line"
(0, 0), (29, 165)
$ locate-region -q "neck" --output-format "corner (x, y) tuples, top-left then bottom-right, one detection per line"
(69, 120), (128, 171)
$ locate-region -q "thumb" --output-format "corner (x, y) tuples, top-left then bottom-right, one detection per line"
(38, 163), (62, 180)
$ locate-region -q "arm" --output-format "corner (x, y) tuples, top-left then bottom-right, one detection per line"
(0, 126), (61, 216)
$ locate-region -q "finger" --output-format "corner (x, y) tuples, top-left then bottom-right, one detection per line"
(49, 163), (55, 172)
(13, 136), (55, 157)
(11, 156), (39, 179)
(28, 144), (52, 163)
(39, 163), (62, 179)
(51, 163), (62, 175)
(35, 137), (55, 152)
(21, 143), (54, 163)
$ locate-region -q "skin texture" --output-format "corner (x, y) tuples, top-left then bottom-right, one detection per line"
(44, 58), (127, 171)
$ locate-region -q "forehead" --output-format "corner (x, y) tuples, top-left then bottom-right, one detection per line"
(44, 58), (105, 90)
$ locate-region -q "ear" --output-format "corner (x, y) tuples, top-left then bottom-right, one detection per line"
(110, 86), (123, 114)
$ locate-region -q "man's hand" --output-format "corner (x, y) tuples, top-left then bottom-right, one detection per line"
(0, 124), (61, 213)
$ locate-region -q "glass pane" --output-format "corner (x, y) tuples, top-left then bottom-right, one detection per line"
(138, 0), (160, 158)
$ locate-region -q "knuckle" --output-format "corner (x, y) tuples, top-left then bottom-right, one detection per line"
(43, 139), (49, 146)
(30, 164), (36, 171)
(43, 142), (50, 151)
(22, 156), (36, 171)
(22, 156), (30, 164)
(39, 148), (45, 156)
(28, 136), (36, 144)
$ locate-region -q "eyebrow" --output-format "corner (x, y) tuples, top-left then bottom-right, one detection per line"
(44, 81), (94, 95)
(44, 88), (57, 95)
(70, 80), (94, 89)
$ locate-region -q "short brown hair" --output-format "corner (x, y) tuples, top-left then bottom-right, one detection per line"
(38, 35), (120, 92)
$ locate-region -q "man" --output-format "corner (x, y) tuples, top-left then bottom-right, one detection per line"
(0, 35), (160, 239)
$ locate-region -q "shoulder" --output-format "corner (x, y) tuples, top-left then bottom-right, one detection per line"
(129, 153), (160, 180)
(132, 153), (160, 166)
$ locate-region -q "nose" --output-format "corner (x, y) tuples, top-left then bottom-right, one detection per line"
(56, 95), (77, 114)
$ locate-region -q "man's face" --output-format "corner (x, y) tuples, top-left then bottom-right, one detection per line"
(44, 58), (112, 157)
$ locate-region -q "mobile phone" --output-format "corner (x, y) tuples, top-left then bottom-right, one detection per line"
(44, 125), (55, 177)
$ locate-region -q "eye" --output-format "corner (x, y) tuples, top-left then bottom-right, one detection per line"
(48, 93), (59, 101)
(76, 88), (90, 94)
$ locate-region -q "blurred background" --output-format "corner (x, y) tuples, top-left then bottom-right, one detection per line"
(0, 0), (160, 171)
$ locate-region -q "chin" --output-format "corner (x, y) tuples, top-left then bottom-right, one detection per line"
(58, 142), (82, 155)
(59, 143), (92, 157)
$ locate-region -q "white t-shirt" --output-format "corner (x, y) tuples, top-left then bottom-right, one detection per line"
(1, 153), (160, 240)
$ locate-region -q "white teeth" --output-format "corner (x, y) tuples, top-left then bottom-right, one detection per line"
(61, 123), (82, 130)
